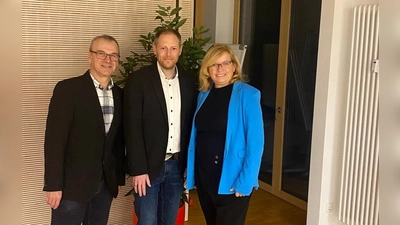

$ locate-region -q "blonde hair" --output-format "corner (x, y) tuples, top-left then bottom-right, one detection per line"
(198, 44), (247, 92)
(154, 28), (182, 46)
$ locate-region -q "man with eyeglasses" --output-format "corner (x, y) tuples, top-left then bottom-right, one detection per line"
(124, 28), (198, 225)
(43, 35), (125, 225)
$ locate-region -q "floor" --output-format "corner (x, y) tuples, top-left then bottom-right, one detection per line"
(185, 188), (307, 225)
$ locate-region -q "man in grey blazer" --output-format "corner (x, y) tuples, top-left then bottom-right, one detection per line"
(43, 35), (125, 225)
(124, 28), (197, 225)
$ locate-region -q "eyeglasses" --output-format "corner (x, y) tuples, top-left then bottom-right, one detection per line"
(208, 61), (233, 70)
(90, 50), (120, 62)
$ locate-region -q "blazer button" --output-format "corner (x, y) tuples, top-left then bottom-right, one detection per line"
(214, 160), (218, 164)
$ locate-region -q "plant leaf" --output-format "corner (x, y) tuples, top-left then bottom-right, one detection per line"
(203, 36), (212, 44)
(155, 16), (164, 22)
(181, 191), (189, 203)
(170, 7), (182, 16)
(158, 5), (167, 11)
(156, 10), (168, 16)
(175, 18), (187, 29)
(193, 26), (198, 35)
(198, 28), (210, 35)
(172, 16), (181, 24)
(124, 188), (136, 197)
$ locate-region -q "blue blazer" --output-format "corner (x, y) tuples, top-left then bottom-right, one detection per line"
(186, 81), (264, 195)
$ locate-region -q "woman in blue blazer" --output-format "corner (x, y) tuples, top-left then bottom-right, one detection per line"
(186, 44), (264, 225)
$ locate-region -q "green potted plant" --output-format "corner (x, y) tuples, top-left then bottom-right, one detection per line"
(114, 5), (211, 87)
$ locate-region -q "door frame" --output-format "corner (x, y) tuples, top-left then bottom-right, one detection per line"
(260, 0), (307, 210)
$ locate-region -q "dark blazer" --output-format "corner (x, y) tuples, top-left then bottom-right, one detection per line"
(123, 64), (197, 181)
(43, 70), (125, 203)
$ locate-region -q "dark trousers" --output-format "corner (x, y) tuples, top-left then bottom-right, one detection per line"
(197, 187), (252, 225)
(51, 181), (113, 225)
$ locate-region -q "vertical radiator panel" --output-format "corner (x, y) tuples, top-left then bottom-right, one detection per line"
(339, 4), (379, 225)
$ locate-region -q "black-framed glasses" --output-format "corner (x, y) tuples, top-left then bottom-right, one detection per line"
(90, 50), (120, 62)
(208, 61), (233, 70)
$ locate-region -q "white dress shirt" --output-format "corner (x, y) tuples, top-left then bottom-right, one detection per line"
(157, 62), (182, 160)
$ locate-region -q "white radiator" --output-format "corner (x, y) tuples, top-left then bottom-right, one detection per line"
(339, 4), (379, 225)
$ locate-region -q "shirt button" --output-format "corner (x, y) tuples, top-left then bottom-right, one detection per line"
(215, 155), (219, 159)
(214, 161), (218, 164)
(171, 123), (173, 125)
(170, 96), (173, 99)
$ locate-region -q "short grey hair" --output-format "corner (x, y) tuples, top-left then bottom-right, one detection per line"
(89, 34), (120, 54)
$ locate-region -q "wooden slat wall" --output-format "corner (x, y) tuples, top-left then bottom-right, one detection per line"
(179, 0), (194, 40)
(22, 1), (193, 224)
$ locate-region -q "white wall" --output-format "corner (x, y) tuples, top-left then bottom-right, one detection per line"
(202, 0), (217, 43)
(215, 0), (234, 43)
(379, 0), (400, 224)
(307, 0), (379, 224)
(203, 0), (234, 44)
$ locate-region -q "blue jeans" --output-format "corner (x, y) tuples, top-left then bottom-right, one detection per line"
(51, 180), (113, 225)
(134, 158), (183, 225)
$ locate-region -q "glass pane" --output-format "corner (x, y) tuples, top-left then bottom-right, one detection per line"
(249, 0), (281, 185)
(281, 0), (321, 201)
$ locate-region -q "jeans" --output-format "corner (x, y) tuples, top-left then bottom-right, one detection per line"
(134, 158), (183, 225)
(51, 180), (113, 225)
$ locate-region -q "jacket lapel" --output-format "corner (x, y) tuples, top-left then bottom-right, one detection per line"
(82, 72), (106, 136)
(193, 88), (210, 124)
(150, 65), (168, 123)
(179, 72), (188, 129)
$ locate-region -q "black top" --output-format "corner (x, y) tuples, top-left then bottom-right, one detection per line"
(194, 84), (233, 193)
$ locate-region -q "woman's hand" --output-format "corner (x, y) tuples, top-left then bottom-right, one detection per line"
(230, 188), (245, 197)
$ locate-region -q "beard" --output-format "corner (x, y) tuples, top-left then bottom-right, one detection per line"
(158, 58), (178, 71)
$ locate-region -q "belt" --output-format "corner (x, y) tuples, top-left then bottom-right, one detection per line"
(166, 152), (180, 161)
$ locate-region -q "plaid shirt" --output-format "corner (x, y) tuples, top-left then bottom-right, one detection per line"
(90, 74), (114, 135)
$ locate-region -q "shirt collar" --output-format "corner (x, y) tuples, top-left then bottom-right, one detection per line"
(157, 61), (179, 80)
(89, 73), (114, 90)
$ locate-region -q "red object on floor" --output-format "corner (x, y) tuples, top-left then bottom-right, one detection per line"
(189, 198), (195, 206)
(133, 205), (138, 225)
(175, 204), (185, 225)
(133, 205), (185, 225)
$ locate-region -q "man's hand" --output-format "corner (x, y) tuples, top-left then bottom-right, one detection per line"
(46, 191), (62, 209)
(132, 174), (151, 197)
